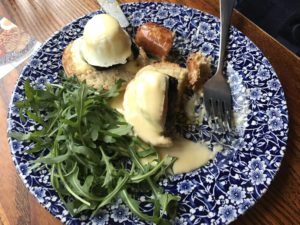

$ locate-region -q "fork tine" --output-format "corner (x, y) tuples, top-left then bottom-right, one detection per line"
(204, 95), (233, 133)
(214, 100), (221, 131)
(224, 103), (232, 131)
(222, 101), (228, 132)
(204, 98), (213, 127)
(218, 101), (225, 132)
(204, 98), (212, 119)
(211, 100), (218, 130)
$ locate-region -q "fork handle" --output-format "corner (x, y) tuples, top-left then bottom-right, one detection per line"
(216, 0), (235, 74)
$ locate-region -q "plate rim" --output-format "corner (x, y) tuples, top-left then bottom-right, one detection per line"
(7, 2), (289, 224)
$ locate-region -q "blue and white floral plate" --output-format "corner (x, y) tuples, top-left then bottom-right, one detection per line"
(7, 2), (288, 225)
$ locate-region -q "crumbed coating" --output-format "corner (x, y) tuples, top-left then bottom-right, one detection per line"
(138, 61), (188, 108)
(186, 52), (212, 91)
(62, 38), (149, 90)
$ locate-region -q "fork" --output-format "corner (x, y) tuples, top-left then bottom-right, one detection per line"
(203, 0), (235, 132)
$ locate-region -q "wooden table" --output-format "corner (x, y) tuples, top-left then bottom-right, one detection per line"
(0, 0), (299, 224)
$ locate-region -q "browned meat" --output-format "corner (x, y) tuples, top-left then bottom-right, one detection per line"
(135, 22), (175, 59)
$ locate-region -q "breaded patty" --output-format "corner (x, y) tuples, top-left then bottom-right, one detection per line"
(62, 38), (149, 90)
(138, 62), (188, 100)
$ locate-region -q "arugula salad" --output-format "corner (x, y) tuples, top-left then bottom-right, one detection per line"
(11, 74), (180, 225)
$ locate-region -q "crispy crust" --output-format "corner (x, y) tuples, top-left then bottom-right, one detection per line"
(62, 38), (149, 90)
(186, 52), (212, 91)
(146, 61), (188, 95)
(135, 22), (175, 59)
(138, 61), (188, 109)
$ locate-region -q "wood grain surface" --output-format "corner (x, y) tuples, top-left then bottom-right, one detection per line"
(0, 0), (299, 225)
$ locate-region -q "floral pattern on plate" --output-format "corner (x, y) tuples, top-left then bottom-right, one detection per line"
(7, 2), (288, 225)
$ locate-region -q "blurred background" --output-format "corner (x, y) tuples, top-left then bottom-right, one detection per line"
(236, 0), (300, 56)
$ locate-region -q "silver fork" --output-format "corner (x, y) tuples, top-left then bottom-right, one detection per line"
(203, 0), (235, 132)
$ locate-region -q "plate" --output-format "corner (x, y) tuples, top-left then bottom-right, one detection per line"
(8, 2), (288, 224)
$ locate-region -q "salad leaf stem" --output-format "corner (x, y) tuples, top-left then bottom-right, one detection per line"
(10, 75), (180, 223)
